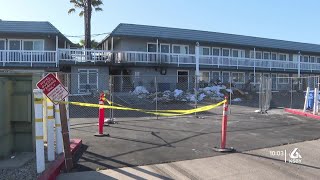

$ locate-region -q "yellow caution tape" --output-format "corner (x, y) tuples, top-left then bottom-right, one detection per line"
(35, 98), (225, 116)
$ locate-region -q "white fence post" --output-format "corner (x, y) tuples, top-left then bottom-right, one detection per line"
(55, 104), (63, 154)
(33, 89), (45, 173)
(43, 95), (48, 142)
(313, 88), (318, 115)
(47, 99), (55, 161)
(303, 87), (310, 112)
(65, 94), (71, 141)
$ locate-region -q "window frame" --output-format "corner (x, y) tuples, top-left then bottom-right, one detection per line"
(249, 72), (262, 84)
(232, 49), (245, 58)
(302, 55), (309, 63)
(271, 52), (278, 60)
(0, 39), (6, 50)
(172, 44), (189, 54)
(278, 53), (289, 61)
(147, 42), (158, 53)
(212, 47), (221, 56)
(199, 46), (211, 56)
(222, 48), (231, 57)
(22, 39), (45, 51)
(77, 69), (99, 94)
(8, 39), (22, 50)
(231, 72), (245, 84)
(211, 71), (221, 82)
(199, 71), (210, 83)
(159, 43), (170, 53)
(263, 52), (271, 60)
(277, 74), (289, 84)
(249, 50), (262, 59)
(310, 56), (316, 63)
(221, 71), (230, 83)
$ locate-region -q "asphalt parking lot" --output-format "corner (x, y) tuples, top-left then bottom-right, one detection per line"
(69, 105), (320, 172)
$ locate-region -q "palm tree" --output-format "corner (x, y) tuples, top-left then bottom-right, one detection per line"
(68, 0), (103, 49)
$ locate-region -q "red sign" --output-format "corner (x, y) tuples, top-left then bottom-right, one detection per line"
(37, 73), (69, 104)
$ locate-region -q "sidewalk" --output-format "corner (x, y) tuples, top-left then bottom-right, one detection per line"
(58, 139), (320, 180)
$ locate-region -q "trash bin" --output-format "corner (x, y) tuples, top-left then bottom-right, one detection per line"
(307, 91), (314, 109)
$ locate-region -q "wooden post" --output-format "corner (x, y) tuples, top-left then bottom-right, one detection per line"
(59, 103), (73, 172)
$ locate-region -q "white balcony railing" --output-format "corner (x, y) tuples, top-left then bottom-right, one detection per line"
(112, 51), (320, 71)
(0, 50), (57, 67)
(58, 49), (112, 63)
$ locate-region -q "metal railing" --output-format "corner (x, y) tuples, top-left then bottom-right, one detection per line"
(58, 49), (112, 63)
(0, 50), (56, 67)
(111, 51), (320, 71)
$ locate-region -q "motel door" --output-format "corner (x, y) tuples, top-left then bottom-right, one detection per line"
(271, 74), (277, 90)
(177, 70), (189, 90)
(160, 44), (170, 63)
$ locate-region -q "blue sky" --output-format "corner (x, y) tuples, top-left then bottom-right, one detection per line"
(1, 0), (320, 44)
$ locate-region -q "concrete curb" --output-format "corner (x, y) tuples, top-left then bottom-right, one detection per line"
(284, 108), (320, 120)
(38, 139), (82, 180)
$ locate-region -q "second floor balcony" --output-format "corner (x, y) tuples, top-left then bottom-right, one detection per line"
(1, 48), (320, 72)
(0, 50), (57, 67)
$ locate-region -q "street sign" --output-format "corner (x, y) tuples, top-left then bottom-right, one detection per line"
(36, 73), (69, 104)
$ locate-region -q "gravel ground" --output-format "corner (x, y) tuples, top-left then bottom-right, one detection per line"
(0, 158), (37, 180)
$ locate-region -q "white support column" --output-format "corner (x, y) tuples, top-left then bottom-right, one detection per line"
(111, 37), (114, 51)
(106, 40), (109, 51)
(298, 52), (301, 78)
(42, 94), (48, 142)
(64, 41), (67, 49)
(47, 99), (55, 161)
(253, 48), (256, 86)
(313, 88), (318, 115)
(33, 89), (45, 173)
(55, 36), (59, 67)
(303, 87), (310, 112)
(65, 91), (71, 141)
(195, 42), (200, 83)
(55, 104), (63, 154)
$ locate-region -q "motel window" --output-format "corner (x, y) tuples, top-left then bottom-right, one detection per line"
(249, 73), (261, 84)
(0, 40), (5, 50)
(278, 74), (289, 84)
(23, 40), (44, 51)
(212, 71), (221, 83)
(302, 55), (309, 62)
(9, 40), (21, 50)
(263, 52), (270, 59)
(212, 48), (220, 56)
(172, 45), (189, 54)
(160, 44), (170, 53)
(310, 56), (316, 63)
(250, 51), (262, 59)
(147, 43), (157, 52)
(317, 57), (320, 63)
(78, 69), (98, 94)
(279, 54), (288, 61)
(200, 46), (210, 55)
(199, 71), (210, 83)
(232, 49), (245, 58)
(271, 53), (277, 60)
(232, 72), (245, 84)
(222, 49), (230, 57)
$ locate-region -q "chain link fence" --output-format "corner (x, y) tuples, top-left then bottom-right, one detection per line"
(29, 72), (320, 120)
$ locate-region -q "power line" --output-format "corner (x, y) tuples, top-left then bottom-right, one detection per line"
(64, 32), (110, 38)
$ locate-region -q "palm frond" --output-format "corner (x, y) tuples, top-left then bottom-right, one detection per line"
(92, 0), (103, 7)
(79, 11), (84, 17)
(68, 8), (76, 14)
(70, 0), (85, 7)
(94, 7), (103, 12)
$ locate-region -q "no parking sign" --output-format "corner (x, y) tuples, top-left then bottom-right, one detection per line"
(36, 73), (69, 104)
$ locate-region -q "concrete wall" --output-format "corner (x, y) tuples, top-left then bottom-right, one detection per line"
(70, 66), (109, 94)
